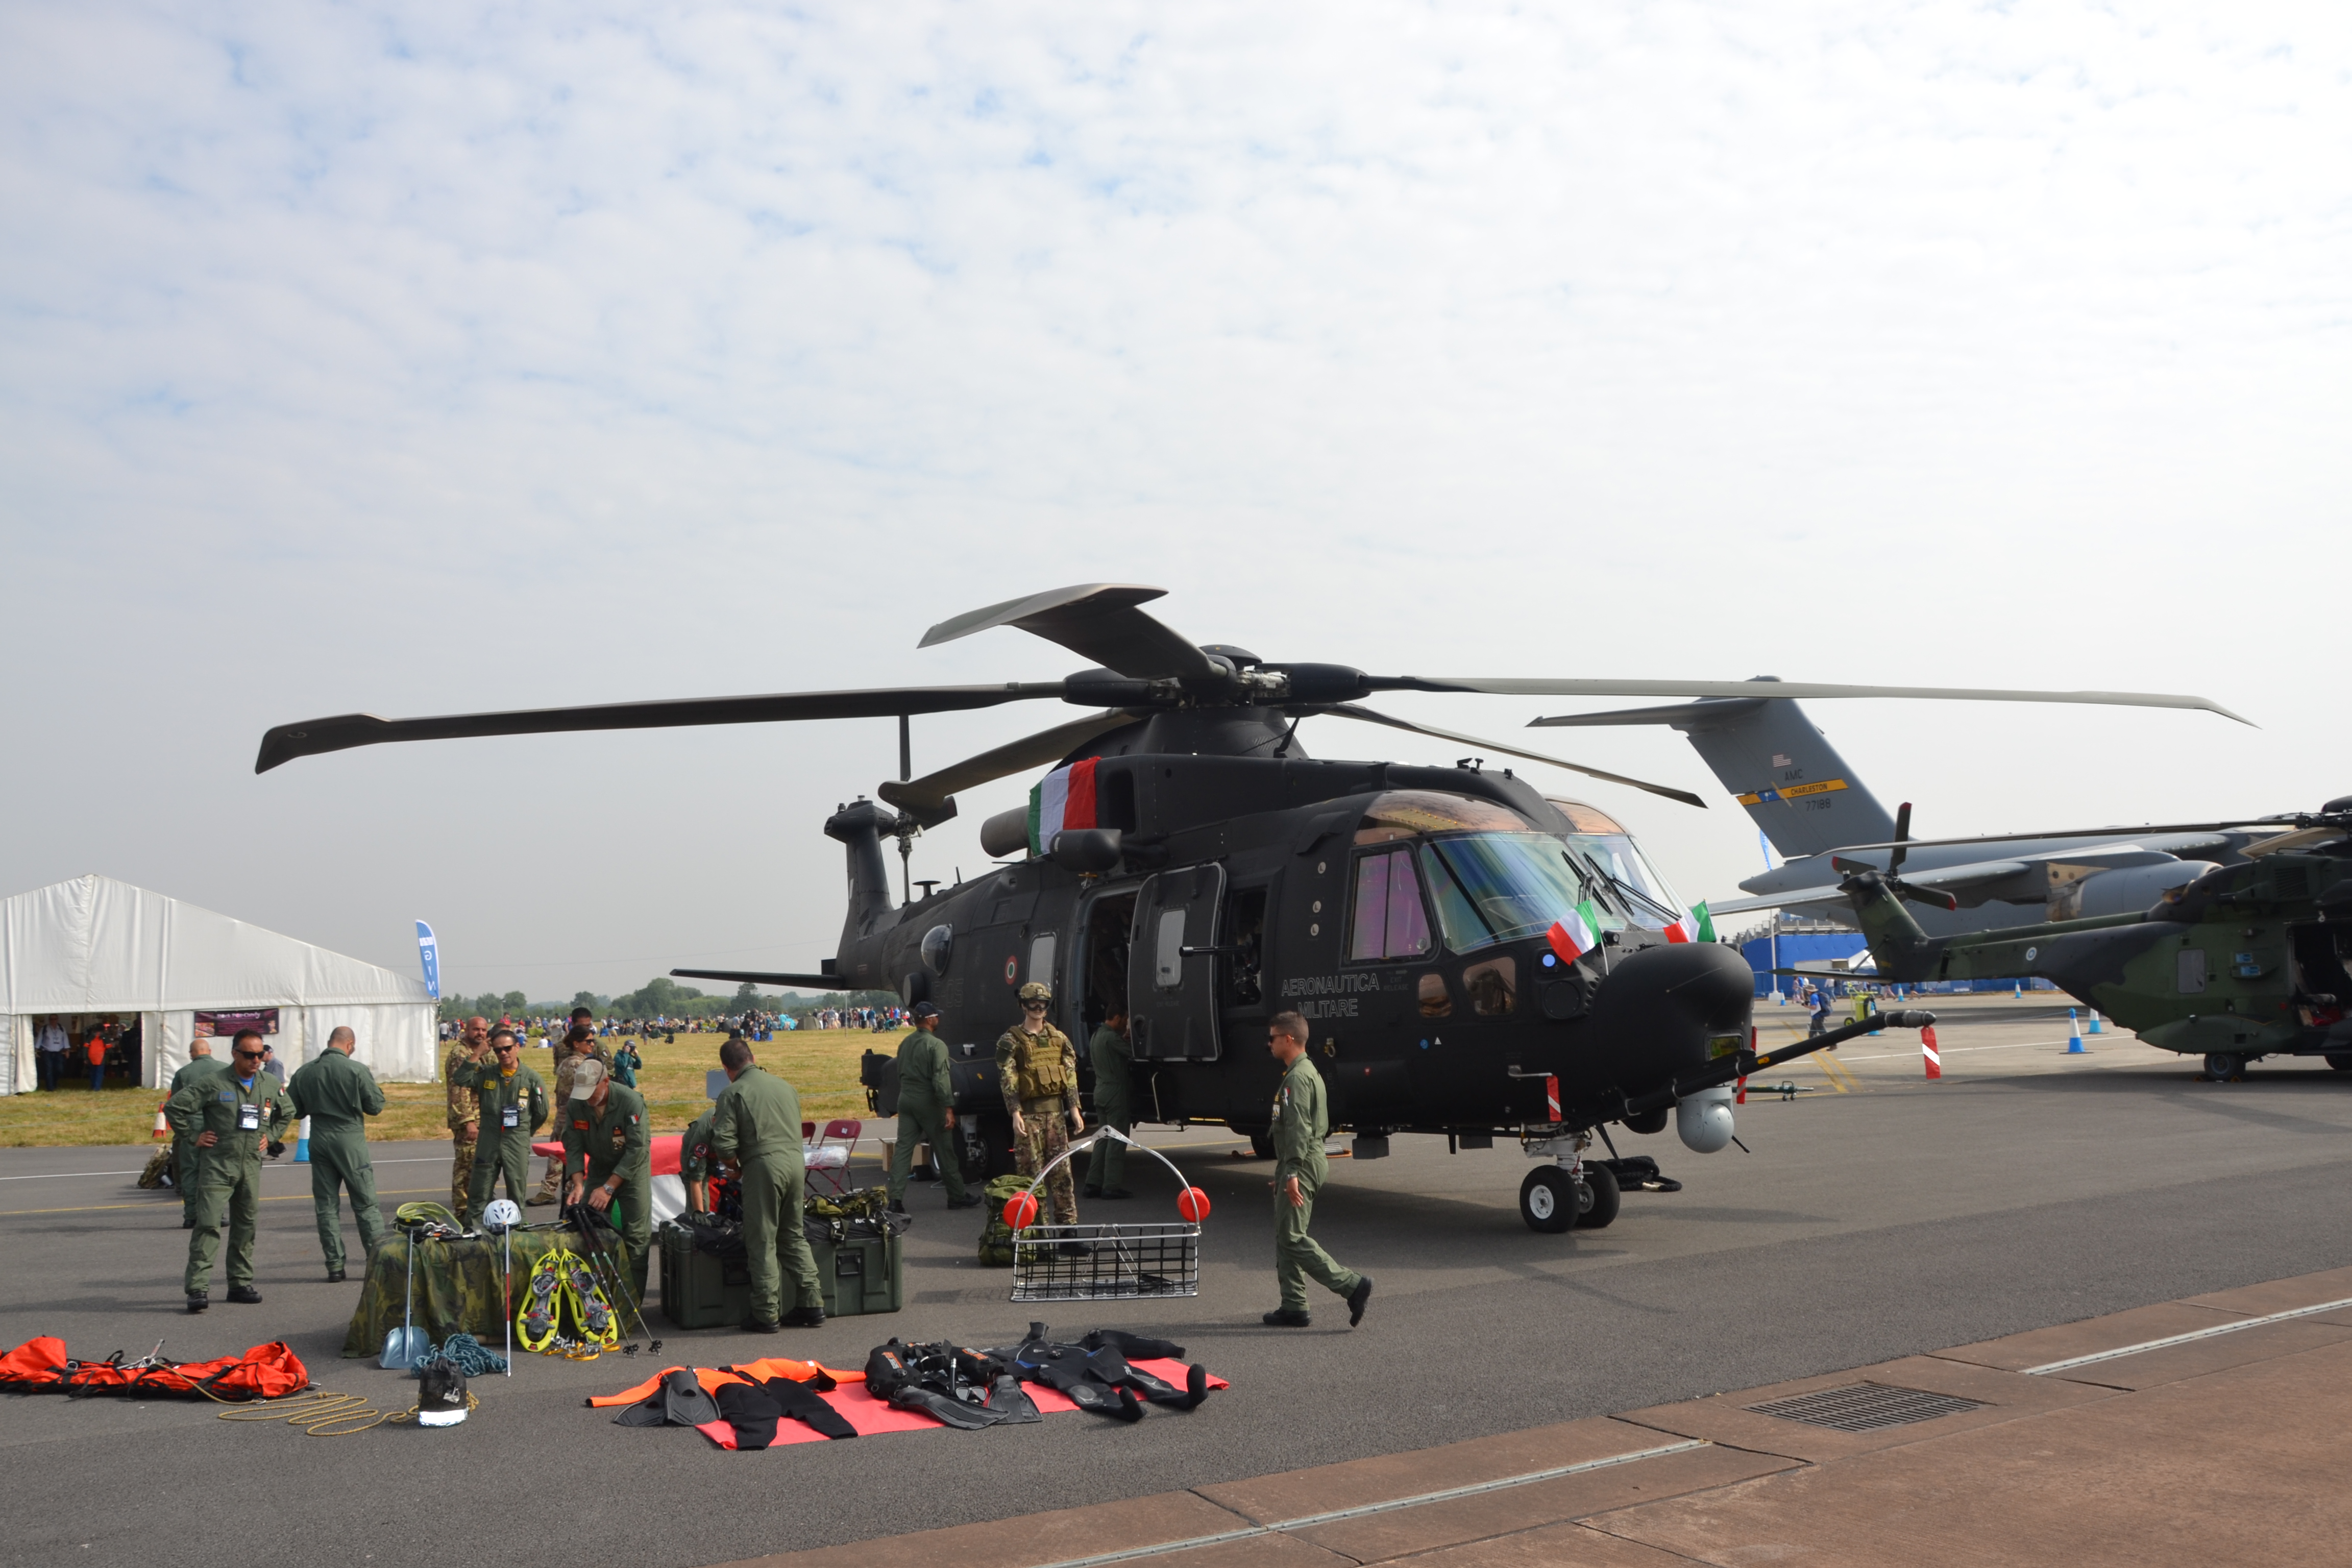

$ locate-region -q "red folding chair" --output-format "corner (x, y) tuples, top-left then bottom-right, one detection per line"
(807, 1118), (862, 1197)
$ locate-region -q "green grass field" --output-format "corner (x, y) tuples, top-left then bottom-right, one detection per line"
(0, 1027), (902, 1148)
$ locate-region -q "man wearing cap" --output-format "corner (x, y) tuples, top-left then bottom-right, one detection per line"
(887, 1001), (975, 1214)
(286, 1025), (385, 1281)
(563, 1056), (653, 1304)
(996, 982), (1083, 1226)
(708, 1038), (825, 1330)
(456, 1028), (547, 1226)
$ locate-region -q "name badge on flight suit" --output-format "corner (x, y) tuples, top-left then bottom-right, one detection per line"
(238, 1104), (260, 1131)
(502, 1106), (519, 1128)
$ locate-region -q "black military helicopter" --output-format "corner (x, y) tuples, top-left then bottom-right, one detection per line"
(255, 584), (2237, 1230)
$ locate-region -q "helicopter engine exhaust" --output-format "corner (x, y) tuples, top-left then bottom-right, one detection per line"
(1676, 1086), (1736, 1153)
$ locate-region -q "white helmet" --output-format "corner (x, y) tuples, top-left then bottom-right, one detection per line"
(482, 1198), (522, 1233)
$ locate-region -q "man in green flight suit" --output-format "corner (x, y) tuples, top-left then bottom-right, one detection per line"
(286, 1025), (385, 1281)
(1262, 1011), (1373, 1330)
(708, 1037), (824, 1331)
(1082, 1006), (1134, 1200)
(679, 1105), (718, 1214)
(167, 1038), (220, 1230)
(887, 1000), (976, 1213)
(455, 1028), (547, 1226)
(167, 1027), (297, 1313)
(997, 982), (1083, 1225)
(562, 1057), (652, 1304)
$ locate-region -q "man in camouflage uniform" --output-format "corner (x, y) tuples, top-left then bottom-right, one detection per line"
(287, 1025), (385, 1280)
(1262, 1010), (1371, 1329)
(996, 982), (1083, 1225)
(531, 1011), (613, 1205)
(168, 1027), (297, 1313)
(443, 1016), (490, 1214)
(168, 1039), (220, 1229)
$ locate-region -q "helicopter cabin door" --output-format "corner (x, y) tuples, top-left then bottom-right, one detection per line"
(1129, 863), (1227, 1062)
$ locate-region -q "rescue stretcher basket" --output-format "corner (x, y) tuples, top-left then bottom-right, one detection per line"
(1009, 1129), (1201, 1302)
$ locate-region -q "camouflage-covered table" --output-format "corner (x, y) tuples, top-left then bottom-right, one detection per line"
(340, 1226), (638, 1359)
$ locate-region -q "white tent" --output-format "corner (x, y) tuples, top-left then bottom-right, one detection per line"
(1, 874), (437, 1095)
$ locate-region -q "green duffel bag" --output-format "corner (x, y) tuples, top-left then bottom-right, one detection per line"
(977, 1172), (1034, 1267)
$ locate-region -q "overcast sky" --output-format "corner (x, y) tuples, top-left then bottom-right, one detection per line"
(4, 1), (2347, 1001)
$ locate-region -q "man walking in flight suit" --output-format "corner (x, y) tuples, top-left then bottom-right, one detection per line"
(286, 1025), (385, 1281)
(1262, 1011), (1372, 1329)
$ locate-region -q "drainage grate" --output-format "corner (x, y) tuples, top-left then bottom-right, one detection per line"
(1745, 1383), (1985, 1432)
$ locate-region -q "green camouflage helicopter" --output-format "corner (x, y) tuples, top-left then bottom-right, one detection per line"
(1807, 800), (2352, 1081)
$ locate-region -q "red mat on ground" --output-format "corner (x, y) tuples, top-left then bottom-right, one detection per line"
(696, 1359), (1227, 1449)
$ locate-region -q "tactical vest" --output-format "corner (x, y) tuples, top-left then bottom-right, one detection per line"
(1009, 1030), (1071, 1100)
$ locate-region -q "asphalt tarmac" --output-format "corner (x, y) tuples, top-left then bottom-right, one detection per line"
(6, 996), (2351, 1568)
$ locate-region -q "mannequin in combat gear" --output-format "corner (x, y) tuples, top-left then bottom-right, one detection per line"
(454, 1029), (547, 1226)
(168, 1027), (297, 1312)
(996, 982), (1082, 1225)
(888, 1000), (974, 1212)
(1081, 1008), (1134, 1200)
(286, 1025), (385, 1280)
(708, 1038), (824, 1330)
(1262, 1010), (1372, 1330)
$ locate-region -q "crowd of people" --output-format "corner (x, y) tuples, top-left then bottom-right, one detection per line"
(434, 1004), (911, 1045)
(30, 1014), (142, 1091)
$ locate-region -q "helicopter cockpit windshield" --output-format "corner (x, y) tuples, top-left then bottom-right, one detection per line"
(1353, 790), (1635, 955)
(1550, 798), (1687, 933)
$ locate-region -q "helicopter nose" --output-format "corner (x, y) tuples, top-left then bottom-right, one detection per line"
(1584, 941), (1756, 1101)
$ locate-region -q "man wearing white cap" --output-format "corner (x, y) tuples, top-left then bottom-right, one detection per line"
(564, 1055), (652, 1304)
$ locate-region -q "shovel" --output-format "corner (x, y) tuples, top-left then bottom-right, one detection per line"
(379, 1226), (429, 1369)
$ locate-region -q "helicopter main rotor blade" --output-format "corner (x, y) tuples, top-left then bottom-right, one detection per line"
(1363, 678), (2252, 727)
(1309, 704), (1709, 809)
(1815, 817), (2308, 854)
(877, 709), (1143, 828)
(918, 583), (1219, 682)
(253, 682), (1067, 773)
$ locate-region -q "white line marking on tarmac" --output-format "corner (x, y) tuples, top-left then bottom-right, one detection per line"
(0, 1155), (455, 1181)
(1013, 1440), (1711, 1568)
(2021, 1296), (2352, 1375)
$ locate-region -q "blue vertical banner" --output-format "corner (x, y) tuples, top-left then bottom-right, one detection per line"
(415, 920), (441, 1001)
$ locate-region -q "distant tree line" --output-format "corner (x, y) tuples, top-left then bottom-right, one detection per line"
(436, 976), (901, 1026)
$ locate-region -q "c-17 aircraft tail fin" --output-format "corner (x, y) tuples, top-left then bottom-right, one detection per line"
(1533, 682), (1896, 863)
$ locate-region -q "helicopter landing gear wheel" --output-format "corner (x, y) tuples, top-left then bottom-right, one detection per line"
(1250, 1132), (1276, 1160)
(1574, 1162), (1621, 1230)
(1520, 1167), (1583, 1234)
(2203, 1053), (2246, 1083)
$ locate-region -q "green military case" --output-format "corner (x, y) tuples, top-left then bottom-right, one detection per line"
(658, 1222), (750, 1330)
(812, 1228), (904, 1316)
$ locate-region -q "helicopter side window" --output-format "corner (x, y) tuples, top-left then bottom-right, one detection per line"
(1349, 850), (1431, 962)
(1417, 834), (1593, 953)
(1154, 909), (1187, 988)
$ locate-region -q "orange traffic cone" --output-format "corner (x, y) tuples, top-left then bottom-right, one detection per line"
(152, 1100), (169, 1139)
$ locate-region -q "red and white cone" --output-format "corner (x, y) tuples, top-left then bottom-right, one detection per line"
(151, 1100), (170, 1140)
(1921, 1025), (1942, 1081)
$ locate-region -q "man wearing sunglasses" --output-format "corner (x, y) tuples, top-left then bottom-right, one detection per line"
(166, 1027), (296, 1313)
(454, 1028), (548, 1227)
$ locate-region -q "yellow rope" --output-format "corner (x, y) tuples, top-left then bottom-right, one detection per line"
(207, 1385), (479, 1436)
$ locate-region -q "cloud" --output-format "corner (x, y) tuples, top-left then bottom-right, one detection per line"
(2, 0), (2346, 991)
